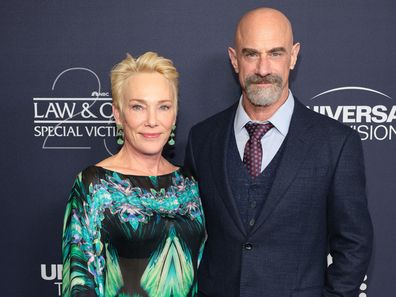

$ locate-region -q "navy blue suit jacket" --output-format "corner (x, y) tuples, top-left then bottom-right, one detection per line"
(185, 99), (373, 297)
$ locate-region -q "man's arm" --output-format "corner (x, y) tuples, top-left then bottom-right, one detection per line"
(325, 130), (373, 297)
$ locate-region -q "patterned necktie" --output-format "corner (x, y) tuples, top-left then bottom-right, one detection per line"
(243, 122), (274, 177)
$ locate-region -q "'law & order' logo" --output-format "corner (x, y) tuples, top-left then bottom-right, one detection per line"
(33, 67), (118, 154)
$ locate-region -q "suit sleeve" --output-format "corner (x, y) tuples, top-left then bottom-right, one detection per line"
(324, 130), (373, 297)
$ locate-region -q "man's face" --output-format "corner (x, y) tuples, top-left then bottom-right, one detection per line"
(229, 15), (299, 107)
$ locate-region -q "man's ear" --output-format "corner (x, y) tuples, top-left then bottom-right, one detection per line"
(228, 47), (239, 73)
(290, 42), (300, 70)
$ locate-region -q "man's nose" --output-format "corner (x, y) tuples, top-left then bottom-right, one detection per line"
(255, 56), (271, 77)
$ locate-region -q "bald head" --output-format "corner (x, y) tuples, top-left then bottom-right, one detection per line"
(235, 8), (294, 50)
(228, 7), (300, 120)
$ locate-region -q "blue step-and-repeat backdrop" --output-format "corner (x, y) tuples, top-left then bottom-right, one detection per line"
(1, 1), (395, 296)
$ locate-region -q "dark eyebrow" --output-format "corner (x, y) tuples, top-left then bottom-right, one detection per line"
(241, 48), (260, 55)
(267, 47), (286, 54)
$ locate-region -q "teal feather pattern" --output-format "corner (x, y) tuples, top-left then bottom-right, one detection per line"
(140, 226), (195, 297)
(62, 167), (206, 297)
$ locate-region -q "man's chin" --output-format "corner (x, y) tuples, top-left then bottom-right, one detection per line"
(247, 98), (267, 106)
(247, 96), (277, 107)
(246, 90), (280, 105)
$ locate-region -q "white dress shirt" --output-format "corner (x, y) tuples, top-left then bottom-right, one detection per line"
(233, 91), (295, 172)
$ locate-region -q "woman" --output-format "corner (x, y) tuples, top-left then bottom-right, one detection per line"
(62, 52), (206, 297)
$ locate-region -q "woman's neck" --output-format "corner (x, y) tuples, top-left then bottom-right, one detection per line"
(98, 145), (177, 176)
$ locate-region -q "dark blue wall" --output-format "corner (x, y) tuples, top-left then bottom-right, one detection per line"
(1, 1), (395, 296)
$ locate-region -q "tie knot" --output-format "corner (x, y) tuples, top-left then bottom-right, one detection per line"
(245, 122), (274, 140)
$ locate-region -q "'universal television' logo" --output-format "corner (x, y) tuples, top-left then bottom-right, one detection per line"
(33, 67), (117, 154)
(41, 264), (62, 296)
(308, 86), (396, 141)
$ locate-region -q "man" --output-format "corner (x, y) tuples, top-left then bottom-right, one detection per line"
(185, 7), (373, 297)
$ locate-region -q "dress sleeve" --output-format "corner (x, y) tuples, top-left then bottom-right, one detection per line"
(62, 173), (105, 297)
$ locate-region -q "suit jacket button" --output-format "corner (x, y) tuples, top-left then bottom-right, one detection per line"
(244, 243), (253, 250)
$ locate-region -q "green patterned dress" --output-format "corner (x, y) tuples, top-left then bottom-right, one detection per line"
(62, 166), (206, 297)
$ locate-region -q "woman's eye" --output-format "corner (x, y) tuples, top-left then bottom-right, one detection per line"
(130, 104), (143, 111)
(160, 105), (171, 110)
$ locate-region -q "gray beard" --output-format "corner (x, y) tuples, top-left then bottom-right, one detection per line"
(245, 74), (283, 106)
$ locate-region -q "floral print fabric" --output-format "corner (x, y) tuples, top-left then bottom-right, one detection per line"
(62, 166), (206, 297)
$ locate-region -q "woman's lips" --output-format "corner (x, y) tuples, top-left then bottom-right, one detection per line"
(141, 133), (161, 139)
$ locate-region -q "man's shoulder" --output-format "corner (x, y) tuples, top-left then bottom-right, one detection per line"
(190, 102), (237, 134)
(294, 98), (355, 136)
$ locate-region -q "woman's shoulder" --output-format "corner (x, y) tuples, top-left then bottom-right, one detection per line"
(79, 155), (119, 180)
(72, 164), (107, 187)
(95, 155), (115, 168)
(81, 164), (103, 175)
(67, 165), (112, 203)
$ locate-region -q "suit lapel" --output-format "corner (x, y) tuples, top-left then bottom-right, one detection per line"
(251, 100), (315, 235)
(210, 103), (247, 236)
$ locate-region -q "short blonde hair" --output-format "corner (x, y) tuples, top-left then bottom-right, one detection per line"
(111, 52), (179, 113)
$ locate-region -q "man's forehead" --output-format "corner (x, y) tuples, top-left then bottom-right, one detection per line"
(235, 10), (293, 49)
(236, 28), (292, 52)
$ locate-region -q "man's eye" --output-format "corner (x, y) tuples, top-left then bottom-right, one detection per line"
(270, 52), (283, 57)
(245, 52), (258, 57)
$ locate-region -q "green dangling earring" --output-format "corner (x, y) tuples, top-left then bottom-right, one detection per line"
(168, 124), (176, 146)
(116, 124), (124, 145)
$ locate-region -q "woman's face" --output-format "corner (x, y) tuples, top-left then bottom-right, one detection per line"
(114, 72), (176, 157)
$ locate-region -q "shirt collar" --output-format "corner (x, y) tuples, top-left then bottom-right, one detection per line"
(234, 90), (295, 136)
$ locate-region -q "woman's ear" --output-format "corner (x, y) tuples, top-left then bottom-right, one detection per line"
(113, 104), (122, 125)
